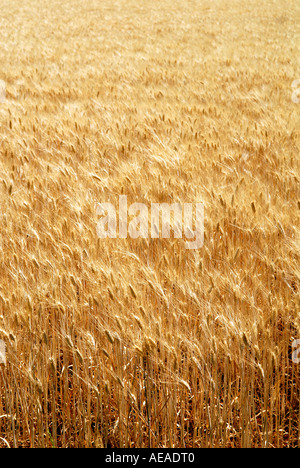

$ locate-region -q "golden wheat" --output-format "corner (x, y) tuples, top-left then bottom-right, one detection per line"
(0, 0), (299, 448)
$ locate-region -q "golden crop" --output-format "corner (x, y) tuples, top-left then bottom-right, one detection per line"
(0, 0), (299, 448)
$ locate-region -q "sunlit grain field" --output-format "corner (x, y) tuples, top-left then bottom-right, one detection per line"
(0, 0), (299, 448)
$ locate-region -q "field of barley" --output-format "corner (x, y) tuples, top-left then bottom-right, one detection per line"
(0, 0), (299, 448)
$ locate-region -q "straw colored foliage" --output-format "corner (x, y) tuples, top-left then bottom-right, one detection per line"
(0, 0), (299, 448)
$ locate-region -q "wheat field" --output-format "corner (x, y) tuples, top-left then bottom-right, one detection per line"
(0, 0), (299, 448)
